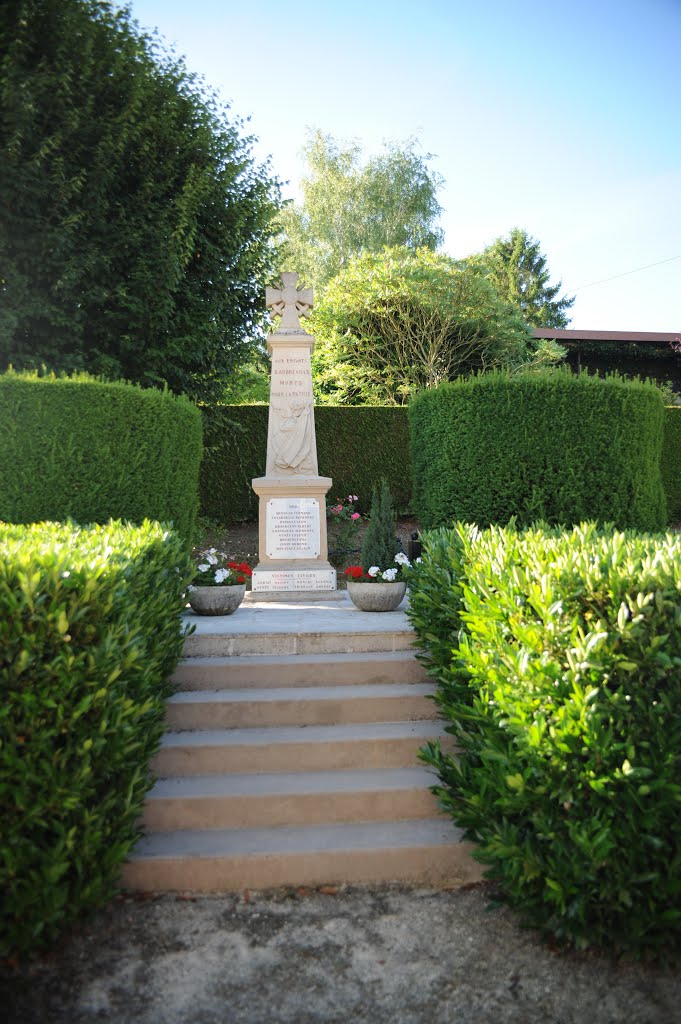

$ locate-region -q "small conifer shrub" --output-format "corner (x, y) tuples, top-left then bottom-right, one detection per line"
(360, 479), (400, 569)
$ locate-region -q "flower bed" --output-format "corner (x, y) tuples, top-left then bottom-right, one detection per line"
(190, 547), (252, 588)
(344, 551), (412, 583)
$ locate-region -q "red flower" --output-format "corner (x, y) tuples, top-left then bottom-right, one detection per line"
(227, 561), (238, 570)
(236, 575), (245, 583)
(344, 566), (364, 579)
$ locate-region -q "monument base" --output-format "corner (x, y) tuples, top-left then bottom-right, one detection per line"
(251, 562), (337, 593)
(251, 475), (336, 595)
(246, 585), (345, 603)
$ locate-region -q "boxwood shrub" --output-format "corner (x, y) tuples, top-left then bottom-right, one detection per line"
(408, 370), (667, 532)
(408, 521), (681, 956)
(0, 520), (193, 957)
(0, 371), (202, 544)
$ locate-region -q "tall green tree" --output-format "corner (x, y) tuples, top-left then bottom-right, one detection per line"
(309, 247), (562, 406)
(471, 228), (575, 328)
(279, 131), (444, 291)
(0, 0), (283, 401)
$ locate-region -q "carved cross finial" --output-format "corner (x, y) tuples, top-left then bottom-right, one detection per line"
(266, 272), (313, 334)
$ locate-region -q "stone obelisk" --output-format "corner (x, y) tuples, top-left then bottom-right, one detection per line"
(251, 272), (336, 593)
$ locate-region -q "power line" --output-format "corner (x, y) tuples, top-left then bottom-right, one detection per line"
(574, 254), (681, 292)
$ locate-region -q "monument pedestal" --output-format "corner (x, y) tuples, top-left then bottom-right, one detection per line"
(251, 475), (337, 594)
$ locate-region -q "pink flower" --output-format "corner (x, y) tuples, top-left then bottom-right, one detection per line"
(349, 494), (358, 502)
(351, 512), (360, 520)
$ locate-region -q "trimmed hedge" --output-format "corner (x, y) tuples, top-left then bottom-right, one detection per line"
(0, 520), (193, 957)
(661, 406), (681, 524)
(199, 404), (411, 522)
(200, 405), (266, 523)
(0, 372), (202, 544)
(408, 370), (667, 532)
(408, 521), (681, 956)
(198, 399), (679, 528)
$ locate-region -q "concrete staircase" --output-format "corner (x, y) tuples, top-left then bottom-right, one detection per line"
(121, 601), (480, 892)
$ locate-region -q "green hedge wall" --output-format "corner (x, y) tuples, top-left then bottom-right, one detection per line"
(408, 521), (681, 956)
(0, 520), (192, 957)
(199, 404), (411, 523)
(408, 370), (667, 532)
(0, 372), (202, 544)
(661, 406), (681, 524)
(200, 405), (266, 523)
(199, 399), (679, 528)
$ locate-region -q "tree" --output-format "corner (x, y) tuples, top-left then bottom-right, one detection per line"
(279, 131), (444, 291)
(308, 246), (561, 406)
(470, 228), (575, 328)
(0, 0), (283, 402)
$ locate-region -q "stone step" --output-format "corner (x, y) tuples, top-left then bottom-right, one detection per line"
(152, 721), (446, 777)
(142, 767), (441, 831)
(120, 818), (481, 892)
(124, 601), (477, 894)
(165, 684), (436, 730)
(171, 651), (429, 691)
(182, 627), (416, 658)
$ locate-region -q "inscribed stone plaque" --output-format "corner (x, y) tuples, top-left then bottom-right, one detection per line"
(252, 569), (336, 592)
(266, 497), (320, 559)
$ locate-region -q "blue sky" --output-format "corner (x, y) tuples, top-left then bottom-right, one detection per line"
(128, 0), (680, 331)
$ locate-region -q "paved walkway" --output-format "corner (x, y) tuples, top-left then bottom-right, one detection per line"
(185, 590), (410, 636)
(4, 885), (680, 1024)
(181, 592), (415, 658)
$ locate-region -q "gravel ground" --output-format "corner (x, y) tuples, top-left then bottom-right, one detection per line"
(3, 883), (680, 1024)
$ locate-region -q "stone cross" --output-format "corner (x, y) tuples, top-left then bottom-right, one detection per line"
(266, 271), (313, 334)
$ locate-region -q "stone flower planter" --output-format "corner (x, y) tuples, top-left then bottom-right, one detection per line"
(188, 584), (246, 616)
(346, 580), (406, 612)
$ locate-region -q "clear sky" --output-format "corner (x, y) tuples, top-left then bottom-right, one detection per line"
(127, 0), (680, 331)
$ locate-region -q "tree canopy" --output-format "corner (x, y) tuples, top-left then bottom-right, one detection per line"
(308, 247), (562, 406)
(0, 0), (283, 401)
(279, 131), (444, 291)
(470, 228), (575, 329)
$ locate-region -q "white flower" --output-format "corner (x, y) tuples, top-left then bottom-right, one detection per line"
(187, 584), (196, 592)
(197, 563), (210, 572)
(415, 557), (422, 564)
(214, 568), (229, 584)
(206, 554), (218, 566)
(367, 566), (380, 577)
(382, 567), (398, 581)
(394, 552), (410, 566)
